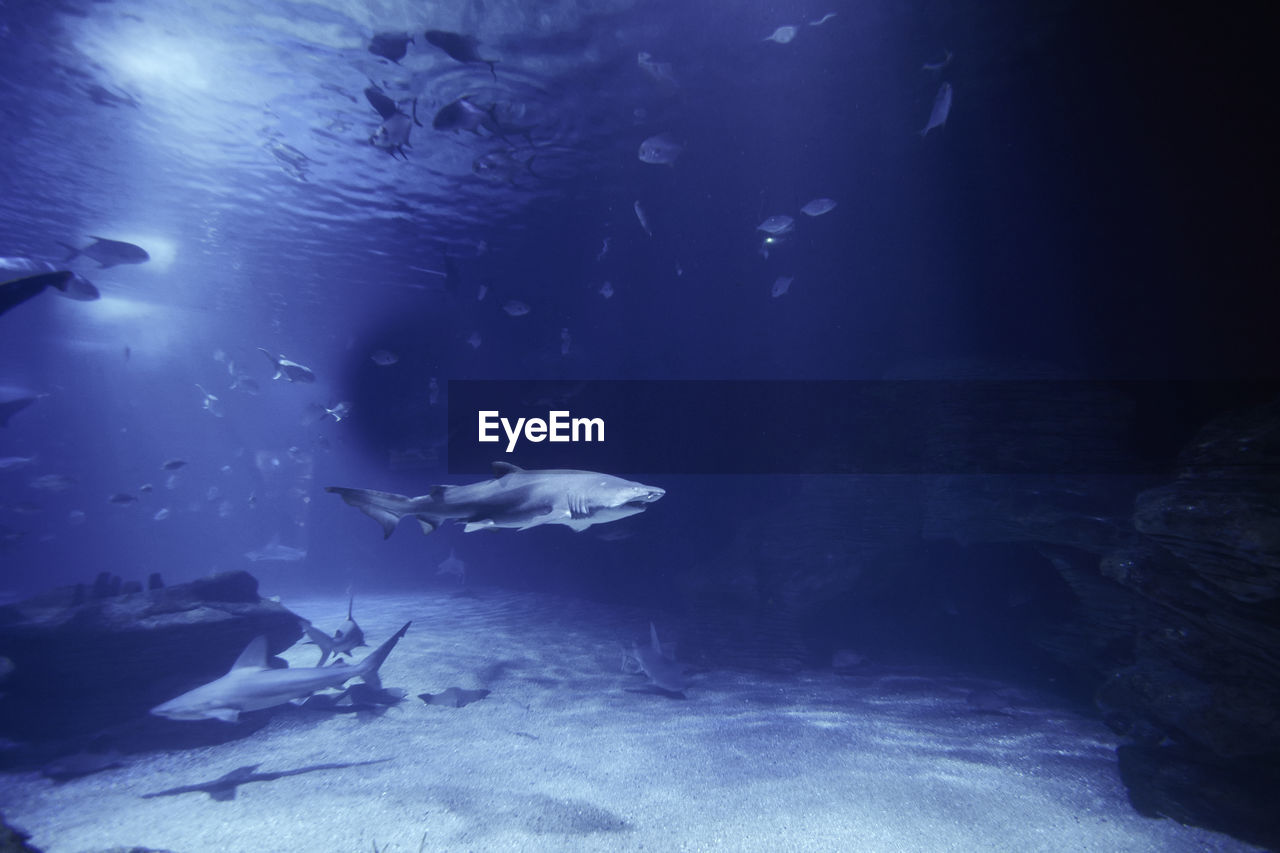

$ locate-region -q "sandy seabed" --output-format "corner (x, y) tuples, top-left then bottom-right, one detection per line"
(0, 588), (1263, 852)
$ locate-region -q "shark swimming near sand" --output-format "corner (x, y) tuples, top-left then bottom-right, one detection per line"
(326, 462), (664, 538)
(626, 623), (687, 697)
(302, 595), (366, 666)
(150, 622), (410, 722)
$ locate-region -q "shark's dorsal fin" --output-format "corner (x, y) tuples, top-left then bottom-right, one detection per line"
(491, 461), (523, 478)
(649, 622), (662, 655)
(231, 636), (270, 671)
(347, 595), (354, 620)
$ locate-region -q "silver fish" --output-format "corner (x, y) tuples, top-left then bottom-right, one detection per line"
(638, 132), (682, 166)
(756, 215), (795, 235)
(502, 300), (530, 317)
(920, 82), (953, 137)
(771, 276), (794, 298)
(922, 50), (953, 73)
(764, 25), (798, 44)
(57, 237), (149, 268)
(634, 201), (652, 236)
(800, 198), (837, 217)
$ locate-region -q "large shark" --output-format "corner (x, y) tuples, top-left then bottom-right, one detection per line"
(150, 622), (410, 722)
(326, 462), (664, 537)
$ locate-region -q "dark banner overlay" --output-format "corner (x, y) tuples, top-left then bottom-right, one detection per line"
(445, 380), (1280, 476)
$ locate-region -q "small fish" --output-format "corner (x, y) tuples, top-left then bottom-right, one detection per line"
(771, 276), (794, 298)
(139, 483), (153, 493)
(195, 384), (225, 418)
(29, 474), (74, 492)
(0, 396), (38, 428)
(764, 25), (798, 44)
(428, 378), (440, 407)
(107, 493), (138, 505)
(166, 475), (178, 490)
(57, 237), (149, 268)
(370, 349), (399, 366)
(68, 509), (86, 525)
(920, 82), (953, 137)
(503, 300), (531, 317)
(636, 52), (678, 87)
(257, 348), (316, 383)
(809, 12), (837, 26)
(560, 328), (571, 357)
(368, 32), (413, 63)
(465, 331), (482, 349)
(476, 284), (488, 301)
(230, 373), (260, 395)
(423, 30), (497, 79)
(801, 198), (837, 217)
(368, 93), (422, 159)
(922, 50), (953, 73)
(432, 97), (501, 136)
(756, 215), (795, 235)
(597, 238), (610, 261)
(0, 456), (36, 471)
(634, 201), (652, 237)
(206, 486), (220, 501)
(153, 508), (170, 521)
(162, 459), (187, 471)
(323, 401), (353, 423)
(638, 132), (682, 166)
(599, 281), (614, 299)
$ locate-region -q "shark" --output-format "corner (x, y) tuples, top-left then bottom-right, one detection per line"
(626, 623), (687, 697)
(302, 595), (367, 666)
(150, 622), (410, 722)
(326, 462), (664, 538)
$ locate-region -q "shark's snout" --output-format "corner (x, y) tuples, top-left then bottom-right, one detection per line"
(632, 487), (665, 505)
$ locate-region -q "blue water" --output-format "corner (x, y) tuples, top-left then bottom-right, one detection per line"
(0, 0), (1276, 848)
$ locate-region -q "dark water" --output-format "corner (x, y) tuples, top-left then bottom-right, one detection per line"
(0, 0), (1276, 848)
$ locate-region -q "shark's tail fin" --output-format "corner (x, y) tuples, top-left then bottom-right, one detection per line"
(56, 241), (82, 262)
(325, 486), (444, 538)
(303, 623), (336, 666)
(356, 621), (410, 690)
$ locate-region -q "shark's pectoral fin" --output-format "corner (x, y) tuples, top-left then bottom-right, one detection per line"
(209, 707), (241, 723)
(517, 506), (568, 531)
(463, 519), (497, 532)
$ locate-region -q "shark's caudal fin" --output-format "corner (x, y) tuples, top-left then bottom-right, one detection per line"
(324, 486), (443, 538)
(356, 622), (411, 691)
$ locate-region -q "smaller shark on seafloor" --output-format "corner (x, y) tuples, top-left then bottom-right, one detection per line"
(625, 623), (687, 697)
(303, 595), (367, 666)
(150, 622), (410, 722)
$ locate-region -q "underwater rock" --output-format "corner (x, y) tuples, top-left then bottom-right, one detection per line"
(0, 571), (302, 741)
(1118, 743), (1280, 851)
(0, 813), (39, 852)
